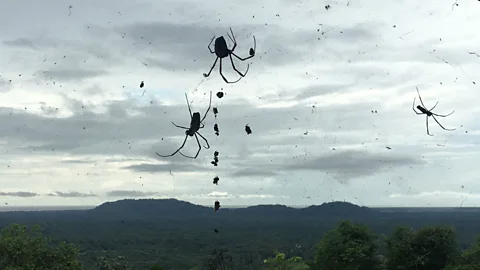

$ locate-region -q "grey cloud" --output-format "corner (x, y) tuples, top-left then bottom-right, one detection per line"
(3, 36), (121, 83)
(109, 22), (320, 70)
(230, 168), (279, 178)
(3, 38), (37, 49)
(0, 191), (38, 197)
(62, 159), (94, 164)
(106, 190), (158, 198)
(294, 83), (355, 100)
(0, 92), (409, 159)
(122, 162), (212, 174)
(0, 78), (12, 93)
(40, 69), (108, 82)
(216, 148), (424, 181)
(48, 191), (97, 198)
(284, 149), (423, 179)
(261, 64), (423, 103)
(318, 22), (381, 44)
(39, 102), (60, 116)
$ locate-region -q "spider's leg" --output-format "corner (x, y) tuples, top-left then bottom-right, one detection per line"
(156, 135), (188, 157)
(229, 28), (237, 42)
(231, 51), (255, 61)
(181, 133), (202, 159)
(252, 35), (256, 53)
(179, 150), (197, 159)
(203, 57), (219, 78)
(229, 54), (250, 77)
(196, 132), (210, 149)
(228, 28), (237, 51)
(426, 116), (434, 136)
(200, 122), (205, 128)
(432, 115), (456, 131)
(416, 87), (428, 109)
(429, 101), (439, 111)
(219, 58), (241, 84)
(227, 33), (237, 51)
(207, 36), (216, 54)
(425, 115), (433, 136)
(412, 98), (422, 115)
(171, 121), (189, 129)
(184, 93), (193, 118)
(432, 110), (455, 117)
(200, 91), (212, 123)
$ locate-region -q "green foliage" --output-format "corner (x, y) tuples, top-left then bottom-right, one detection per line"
(150, 263), (166, 270)
(385, 226), (459, 270)
(96, 255), (132, 270)
(446, 236), (480, 270)
(263, 250), (310, 270)
(314, 220), (380, 270)
(204, 248), (234, 270)
(0, 223), (82, 270)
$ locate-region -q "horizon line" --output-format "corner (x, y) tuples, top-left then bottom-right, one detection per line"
(0, 204), (477, 209)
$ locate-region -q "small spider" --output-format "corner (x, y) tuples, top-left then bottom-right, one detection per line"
(213, 176), (219, 185)
(245, 124), (252, 135)
(214, 123), (219, 136)
(216, 91), (224, 98)
(211, 151), (219, 166)
(203, 28), (256, 84)
(214, 200), (221, 212)
(413, 87), (455, 136)
(140, 81), (144, 88)
(156, 91), (212, 158)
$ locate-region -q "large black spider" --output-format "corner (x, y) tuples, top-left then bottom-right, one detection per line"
(413, 87), (455, 136)
(203, 28), (256, 84)
(156, 91), (212, 159)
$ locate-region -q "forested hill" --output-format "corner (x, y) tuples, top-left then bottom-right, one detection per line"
(0, 198), (479, 223)
(0, 199), (373, 222)
(89, 199), (376, 219)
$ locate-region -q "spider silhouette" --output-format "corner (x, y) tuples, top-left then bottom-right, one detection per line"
(156, 91), (212, 159)
(203, 28), (256, 84)
(413, 87), (455, 136)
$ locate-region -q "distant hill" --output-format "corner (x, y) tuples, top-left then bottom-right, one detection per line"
(300, 201), (373, 217)
(88, 198), (212, 220)
(85, 199), (374, 220)
(6, 198), (477, 224)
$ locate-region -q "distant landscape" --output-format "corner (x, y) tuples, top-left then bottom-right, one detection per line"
(1, 199), (479, 269)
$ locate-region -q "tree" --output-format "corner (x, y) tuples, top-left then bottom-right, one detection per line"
(445, 235), (480, 270)
(385, 226), (459, 270)
(263, 250), (310, 270)
(204, 248), (233, 270)
(0, 223), (82, 270)
(96, 255), (132, 270)
(150, 263), (166, 270)
(314, 220), (380, 270)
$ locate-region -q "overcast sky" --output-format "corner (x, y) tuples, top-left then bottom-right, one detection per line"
(0, 0), (478, 208)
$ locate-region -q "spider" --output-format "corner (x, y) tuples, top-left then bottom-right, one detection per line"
(203, 28), (256, 84)
(156, 91), (212, 159)
(413, 87), (455, 136)
(214, 200), (221, 212)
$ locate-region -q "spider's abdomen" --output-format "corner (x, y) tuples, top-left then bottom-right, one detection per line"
(214, 36), (229, 58)
(190, 112), (202, 131)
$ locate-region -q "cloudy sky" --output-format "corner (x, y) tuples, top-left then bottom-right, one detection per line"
(0, 0), (478, 208)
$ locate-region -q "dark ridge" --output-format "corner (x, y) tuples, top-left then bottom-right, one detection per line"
(232, 204), (296, 216)
(299, 201), (374, 216)
(86, 199), (373, 220)
(88, 198), (211, 219)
